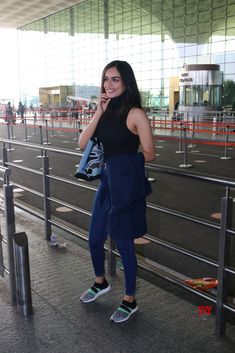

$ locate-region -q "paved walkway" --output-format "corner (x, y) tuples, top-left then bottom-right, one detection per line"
(0, 207), (235, 353)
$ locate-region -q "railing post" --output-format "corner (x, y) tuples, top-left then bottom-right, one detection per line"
(220, 125), (231, 160)
(39, 125), (43, 145)
(6, 123), (14, 152)
(32, 114), (37, 135)
(37, 126), (43, 159)
(23, 118), (30, 142)
(2, 143), (8, 167)
(213, 115), (218, 135)
(188, 116), (196, 148)
(51, 119), (55, 137)
(215, 188), (233, 337)
(42, 150), (52, 241)
(13, 232), (33, 316)
(43, 119), (51, 145)
(179, 127), (192, 168)
(73, 119), (80, 141)
(10, 123), (15, 139)
(0, 222), (3, 277)
(107, 237), (116, 277)
(4, 179), (17, 306)
(7, 122), (10, 140)
(175, 121), (184, 154)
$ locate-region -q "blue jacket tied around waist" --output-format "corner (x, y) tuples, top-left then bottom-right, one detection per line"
(89, 152), (152, 240)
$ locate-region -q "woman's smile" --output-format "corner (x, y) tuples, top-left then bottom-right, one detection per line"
(103, 67), (126, 98)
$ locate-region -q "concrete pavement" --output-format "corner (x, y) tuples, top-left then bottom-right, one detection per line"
(0, 207), (235, 353)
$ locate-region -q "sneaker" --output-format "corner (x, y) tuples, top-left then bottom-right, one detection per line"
(80, 280), (111, 303)
(110, 300), (138, 323)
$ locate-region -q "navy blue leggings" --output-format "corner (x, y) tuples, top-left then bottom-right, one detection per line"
(88, 167), (138, 296)
(89, 234), (137, 296)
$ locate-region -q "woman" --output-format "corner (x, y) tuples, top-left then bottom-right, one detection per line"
(79, 60), (155, 323)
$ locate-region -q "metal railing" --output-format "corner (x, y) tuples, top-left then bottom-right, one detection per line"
(0, 138), (235, 336)
(1, 110), (235, 167)
(0, 165), (17, 306)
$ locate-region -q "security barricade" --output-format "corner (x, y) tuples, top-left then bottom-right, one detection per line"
(0, 164), (32, 315)
(0, 138), (235, 336)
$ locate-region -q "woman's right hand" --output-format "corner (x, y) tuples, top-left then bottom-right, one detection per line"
(96, 93), (111, 115)
(78, 93), (111, 150)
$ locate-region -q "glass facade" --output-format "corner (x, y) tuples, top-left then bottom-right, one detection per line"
(18, 0), (235, 110)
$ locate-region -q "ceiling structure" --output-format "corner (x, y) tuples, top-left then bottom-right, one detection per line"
(0, 0), (233, 44)
(0, 0), (84, 29)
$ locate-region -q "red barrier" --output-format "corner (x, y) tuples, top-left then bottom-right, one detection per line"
(1, 119), (235, 148)
(154, 134), (235, 147)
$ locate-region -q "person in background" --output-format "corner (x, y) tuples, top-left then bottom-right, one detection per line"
(70, 100), (79, 120)
(172, 101), (180, 121)
(5, 102), (13, 123)
(18, 101), (25, 123)
(78, 60), (155, 323)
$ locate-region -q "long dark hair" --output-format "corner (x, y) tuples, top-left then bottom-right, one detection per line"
(100, 60), (142, 121)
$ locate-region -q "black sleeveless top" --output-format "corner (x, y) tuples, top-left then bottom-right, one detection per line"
(94, 93), (140, 160)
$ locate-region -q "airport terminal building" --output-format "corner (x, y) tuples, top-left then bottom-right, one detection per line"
(1, 2), (235, 346)
(17, 0), (235, 113)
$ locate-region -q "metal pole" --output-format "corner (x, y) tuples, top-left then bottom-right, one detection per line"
(7, 123), (10, 140)
(51, 119), (55, 137)
(43, 119), (51, 145)
(220, 125), (231, 160)
(39, 125), (43, 145)
(0, 166), (11, 280)
(188, 116), (196, 148)
(6, 123), (14, 152)
(42, 151), (52, 241)
(145, 167), (155, 183)
(13, 232), (33, 316)
(37, 126), (43, 159)
(0, 223), (4, 277)
(10, 123), (15, 139)
(79, 113), (82, 129)
(2, 143), (8, 167)
(215, 189), (233, 337)
(4, 182), (17, 306)
(213, 115), (218, 135)
(179, 128), (192, 168)
(73, 119), (80, 141)
(183, 129), (188, 165)
(175, 121), (184, 154)
(32, 113), (37, 135)
(23, 118), (30, 142)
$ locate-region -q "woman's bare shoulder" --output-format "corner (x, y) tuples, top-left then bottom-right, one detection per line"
(128, 107), (149, 123)
(128, 107), (147, 120)
(129, 107), (145, 115)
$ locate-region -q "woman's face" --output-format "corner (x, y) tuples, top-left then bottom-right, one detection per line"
(103, 66), (126, 98)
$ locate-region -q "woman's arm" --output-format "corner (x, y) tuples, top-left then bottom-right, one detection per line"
(127, 108), (155, 162)
(78, 94), (111, 150)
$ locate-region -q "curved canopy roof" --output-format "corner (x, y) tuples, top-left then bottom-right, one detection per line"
(0, 0), (83, 28)
(0, 0), (233, 44)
